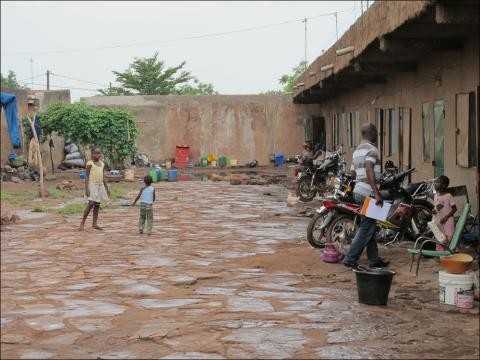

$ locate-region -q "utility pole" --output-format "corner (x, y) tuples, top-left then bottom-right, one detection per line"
(303, 17), (307, 70)
(46, 70), (50, 90)
(334, 12), (339, 41)
(30, 58), (34, 89)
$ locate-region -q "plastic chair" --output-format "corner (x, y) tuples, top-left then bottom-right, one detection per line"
(407, 203), (471, 276)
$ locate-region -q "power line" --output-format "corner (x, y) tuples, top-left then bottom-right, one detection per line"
(28, 82), (100, 92)
(2, 9), (353, 56)
(50, 73), (109, 87)
(14, 73), (44, 83)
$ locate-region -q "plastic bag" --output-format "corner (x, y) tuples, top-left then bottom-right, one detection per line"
(428, 221), (447, 243)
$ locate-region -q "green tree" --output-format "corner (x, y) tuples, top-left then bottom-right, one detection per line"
(1, 70), (28, 89)
(24, 102), (137, 169)
(278, 60), (307, 93)
(99, 52), (216, 95)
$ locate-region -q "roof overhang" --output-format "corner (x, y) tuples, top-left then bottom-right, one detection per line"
(293, 0), (479, 104)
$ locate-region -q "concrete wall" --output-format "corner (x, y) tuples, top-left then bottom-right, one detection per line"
(318, 35), (479, 213)
(1, 88), (70, 173)
(84, 95), (321, 166)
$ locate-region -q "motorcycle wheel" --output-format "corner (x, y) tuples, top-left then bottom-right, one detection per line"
(306, 212), (328, 248)
(326, 214), (356, 255)
(409, 199), (434, 240)
(295, 176), (316, 202)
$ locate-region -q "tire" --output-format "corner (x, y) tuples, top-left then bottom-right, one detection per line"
(325, 214), (356, 255)
(296, 176), (316, 202)
(307, 212), (328, 248)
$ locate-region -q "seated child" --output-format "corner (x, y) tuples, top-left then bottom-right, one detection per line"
(432, 175), (457, 251)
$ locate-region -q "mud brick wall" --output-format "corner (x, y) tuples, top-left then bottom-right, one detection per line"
(0, 89), (70, 173)
(84, 95), (321, 166)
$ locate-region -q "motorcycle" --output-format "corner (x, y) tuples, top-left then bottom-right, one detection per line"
(307, 167), (434, 253)
(295, 149), (347, 202)
(306, 172), (355, 248)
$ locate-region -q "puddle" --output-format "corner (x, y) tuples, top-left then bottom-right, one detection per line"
(133, 298), (203, 309)
(194, 287), (236, 296)
(222, 328), (307, 358)
(15, 210), (48, 220)
(161, 352), (224, 359)
(166, 275), (197, 285)
(119, 284), (162, 296)
(9, 304), (60, 317)
(25, 316), (65, 331)
(208, 319), (282, 329)
(238, 290), (322, 301)
(316, 345), (394, 359)
(227, 297), (274, 312)
(64, 282), (99, 290)
(133, 258), (178, 267)
(62, 300), (126, 317)
(97, 351), (138, 359)
(68, 317), (113, 332)
(20, 351), (56, 359)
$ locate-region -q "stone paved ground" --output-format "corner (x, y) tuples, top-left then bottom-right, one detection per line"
(1, 180), (479, 359)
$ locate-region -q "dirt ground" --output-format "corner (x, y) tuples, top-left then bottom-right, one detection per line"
(1, 166), (479, 359)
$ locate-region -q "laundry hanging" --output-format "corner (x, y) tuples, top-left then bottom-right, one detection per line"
(0, 92), (21, 148)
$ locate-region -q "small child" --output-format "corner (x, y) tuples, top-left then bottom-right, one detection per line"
(79, 148), (110, 231)
(132, 175), (156, 235)
(432, 175), (457, 251)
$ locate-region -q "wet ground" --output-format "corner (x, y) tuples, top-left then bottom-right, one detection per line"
(1, 174), (479, 359)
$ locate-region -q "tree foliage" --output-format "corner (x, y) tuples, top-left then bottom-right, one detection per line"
(99, 52), (216, 96)
(1, 70), (29, 90)
(23, 102), (137, 168)
(259, 60), (307, 94)
(278, 60), (308, 93)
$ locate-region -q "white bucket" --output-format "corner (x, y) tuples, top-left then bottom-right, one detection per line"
(165, 160), (172, 169)
(438, 270), (474, 306)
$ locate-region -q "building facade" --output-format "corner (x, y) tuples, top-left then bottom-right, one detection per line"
(293, 0), (479, 213)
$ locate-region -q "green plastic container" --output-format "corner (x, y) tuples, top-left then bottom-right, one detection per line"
(148, 170), (157, 182)
(155, 167), (164, 181)
(218, 155), (227, 168)
(200, 156), (208, 167)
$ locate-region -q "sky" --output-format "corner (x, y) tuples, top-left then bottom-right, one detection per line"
(1, 1), (367, 102)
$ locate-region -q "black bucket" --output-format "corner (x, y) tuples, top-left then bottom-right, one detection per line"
(353, 267), (396, 305)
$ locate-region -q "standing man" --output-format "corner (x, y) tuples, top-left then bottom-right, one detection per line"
(342, 123), (390, 268)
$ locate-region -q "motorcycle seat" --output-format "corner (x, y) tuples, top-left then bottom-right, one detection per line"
(379, 190), (394, 201)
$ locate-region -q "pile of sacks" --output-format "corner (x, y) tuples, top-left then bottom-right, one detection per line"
(61, 143), (85, 169)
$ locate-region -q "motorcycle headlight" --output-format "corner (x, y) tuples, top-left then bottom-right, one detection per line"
(334, 178), (341, 189)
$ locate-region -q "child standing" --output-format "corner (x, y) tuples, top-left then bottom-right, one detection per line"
(433, 175), (457, 251)
(132, 175), (155, 235)
(79, 148), (110, 231)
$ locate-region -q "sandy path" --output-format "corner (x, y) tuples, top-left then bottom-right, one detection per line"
(1, 181), (478, 359)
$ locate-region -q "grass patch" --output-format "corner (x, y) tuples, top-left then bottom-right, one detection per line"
(32, 205), (50, 212)
(109, 186), (129, 200)
(47, 187), (65, 199)
(0, 191), (37, 203)
(58, 203), (85, 215)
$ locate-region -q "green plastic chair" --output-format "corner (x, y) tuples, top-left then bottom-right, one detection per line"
(408, 203), (471, 276)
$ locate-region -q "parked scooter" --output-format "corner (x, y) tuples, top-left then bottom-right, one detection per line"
(295, 148), (347, 202)
(306, 167), (434, 252)
(306, 172), (355, 248)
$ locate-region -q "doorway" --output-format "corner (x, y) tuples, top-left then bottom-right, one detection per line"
(304, 116), (326, 150)
(399, 107), (412, 173)
(375, 108), (384, 170)
(433, 100), (445, 177)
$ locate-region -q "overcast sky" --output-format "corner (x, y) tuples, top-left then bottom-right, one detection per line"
(1, 1), (366, 101)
